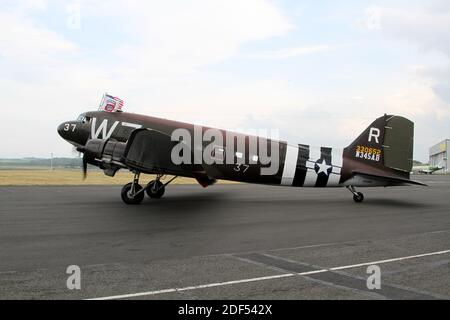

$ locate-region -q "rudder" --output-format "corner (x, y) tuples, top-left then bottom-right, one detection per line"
(383, 116), (414, 172)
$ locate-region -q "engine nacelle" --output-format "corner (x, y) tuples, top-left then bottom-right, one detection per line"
(81, 139), (128, 177)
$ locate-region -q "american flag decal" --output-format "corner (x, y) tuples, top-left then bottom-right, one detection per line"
(99, 93), (124, 112)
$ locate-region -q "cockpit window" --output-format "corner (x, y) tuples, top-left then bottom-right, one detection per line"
(76, 113), (91, 124)
(77, 113), (86, 122)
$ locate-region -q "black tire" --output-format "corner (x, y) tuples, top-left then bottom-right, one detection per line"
(353, 192), (364, 203)
(121, 183), (144, 205)
(146, 180), (165, 199)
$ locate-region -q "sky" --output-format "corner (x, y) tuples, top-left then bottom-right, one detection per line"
(0, 0), (449, 162)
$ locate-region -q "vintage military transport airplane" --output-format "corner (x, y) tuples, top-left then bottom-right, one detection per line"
(412, 164), (445, 175)
(57, 99), (425, 205)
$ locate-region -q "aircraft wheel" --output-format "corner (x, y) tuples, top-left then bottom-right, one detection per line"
(353, 192), (364, 203)
(146, 180), (165, 199)
(121, 183), (145, 205)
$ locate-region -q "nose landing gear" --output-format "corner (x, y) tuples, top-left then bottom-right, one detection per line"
(347, 186), (364, 203)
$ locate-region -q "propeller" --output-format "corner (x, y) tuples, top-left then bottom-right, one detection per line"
(82, 153), (88, 180)
(71, 146), (81, 157)
(76, 146), (89, 180)
(77, 139), (109, 180)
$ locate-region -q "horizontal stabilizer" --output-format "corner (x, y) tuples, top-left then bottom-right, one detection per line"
(352, 171), (427, 186)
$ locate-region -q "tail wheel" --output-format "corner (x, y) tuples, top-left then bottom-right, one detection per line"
(121, 183), (145, 205)
(146, 180), (165, 199)
(353, 192), (364, 203)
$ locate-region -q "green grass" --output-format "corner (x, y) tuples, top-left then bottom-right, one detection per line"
(0, 169), (236, 186)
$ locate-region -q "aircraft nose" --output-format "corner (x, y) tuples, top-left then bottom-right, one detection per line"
(57, 122), (67, 139)
(57, 120), (90, 146)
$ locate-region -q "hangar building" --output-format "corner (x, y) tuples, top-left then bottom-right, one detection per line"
(429, 139), (449, 173)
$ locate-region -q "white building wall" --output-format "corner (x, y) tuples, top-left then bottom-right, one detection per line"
(429, 139), (449, 173)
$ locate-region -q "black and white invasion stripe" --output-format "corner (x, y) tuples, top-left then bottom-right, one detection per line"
(280, 144), (343, 187)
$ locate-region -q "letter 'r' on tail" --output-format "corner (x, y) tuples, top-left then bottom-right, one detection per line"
(344, 114), (414, 174)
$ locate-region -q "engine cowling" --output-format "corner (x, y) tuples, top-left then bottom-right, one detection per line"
(79, 139), (128, 177)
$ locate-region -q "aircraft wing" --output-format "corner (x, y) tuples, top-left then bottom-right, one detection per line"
(351, 171), (428, 186)
(123, 129), (181, 173)
(123, 129), (216, 187)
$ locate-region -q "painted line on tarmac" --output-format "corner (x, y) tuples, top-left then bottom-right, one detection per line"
(88, 249), (450, 300)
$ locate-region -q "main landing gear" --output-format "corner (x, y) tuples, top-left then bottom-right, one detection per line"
(121, 173), (177, 205)
(347, 186), (364, 203)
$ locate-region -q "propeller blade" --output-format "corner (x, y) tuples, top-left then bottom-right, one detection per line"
(71, 146), (81, 157)
(82, 155), (88, 180)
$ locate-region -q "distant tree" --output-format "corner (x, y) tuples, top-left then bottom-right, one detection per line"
(0, 157), (82, 168)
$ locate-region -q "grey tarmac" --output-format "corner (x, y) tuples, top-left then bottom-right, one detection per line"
(0, 175), (449, 299)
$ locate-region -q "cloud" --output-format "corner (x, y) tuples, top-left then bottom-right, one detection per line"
(410, 64), (450, 105)
(242, 45), (334, 59)
(0, 0), (295, 157)
(79, 0), (293, 77)
(361, 0), (450, 161)
(1, 0), (293, 81)
(1, 0), (447, 163)
(361, 3), (450, 56)
(359, 0), (450, 112)
(373, 3), (450, 108)
(0, 11), (76, 62)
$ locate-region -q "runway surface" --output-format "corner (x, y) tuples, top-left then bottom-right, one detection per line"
(1, 175), (450, 299)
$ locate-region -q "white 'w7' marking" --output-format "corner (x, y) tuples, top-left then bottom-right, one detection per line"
(91, 118), (142, 139)
(91, 118), (119, 139)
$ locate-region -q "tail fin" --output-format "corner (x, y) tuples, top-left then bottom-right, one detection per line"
(345, 115), (414, 174)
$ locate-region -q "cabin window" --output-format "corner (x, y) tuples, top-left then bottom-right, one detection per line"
(212, 146), (225, 162)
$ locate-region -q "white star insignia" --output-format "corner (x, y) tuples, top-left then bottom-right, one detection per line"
(316, 159), (332, 176)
